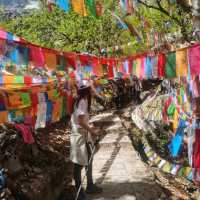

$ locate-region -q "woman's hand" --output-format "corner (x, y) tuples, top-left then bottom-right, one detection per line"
(90, 127), (101, 136)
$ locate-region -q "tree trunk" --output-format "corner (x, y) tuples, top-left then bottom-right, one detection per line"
(193, 0), (200, 40)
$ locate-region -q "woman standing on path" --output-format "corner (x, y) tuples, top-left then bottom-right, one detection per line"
(132, 75), (142, 104)
(70, 79), (103, 200)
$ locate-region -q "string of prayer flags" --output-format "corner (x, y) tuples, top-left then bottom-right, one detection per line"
(0, 28), (22, 42)
(3, 25), (200, 82)
(144, 141), (193, 181)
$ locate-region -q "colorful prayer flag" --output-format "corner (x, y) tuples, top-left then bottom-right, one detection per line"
(44, 51), (57, 70)
(176, 49), (188, 77)
(55, 0), (70, 12)
(71, 0), (87, 16)
(86, 0), (96, 17)
(165, 52), (176, 78)
(189, 45), (200, 77)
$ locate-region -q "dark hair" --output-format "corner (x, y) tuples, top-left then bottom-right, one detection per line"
(75, 87), (92, 112)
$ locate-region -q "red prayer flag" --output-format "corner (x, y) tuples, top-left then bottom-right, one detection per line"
(64, 53), (76, 68)
(24, 76), (32, 85)
(30, 46), (45, 67)
(79, 54), (91, 66)
(100, 57), (108, 65)
(189, 45), (200, 77)
(108, 64), (114, 78)
(158, 53), (166, 78)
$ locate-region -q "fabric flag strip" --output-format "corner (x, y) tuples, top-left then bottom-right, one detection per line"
(165, 52), (176, 78)
(30, 46), (45, 68)
(176, 49), (188, 77)
(85, 0), (96, 17)
(145, 57), (152, 79)
(168, 119), (186, 157)
(189, 45), (200, 77)
(158, 53), (166, 78)
(44, 51), (57, 70)
(71, 0), (87, 16)
(55, 0), (70, 12)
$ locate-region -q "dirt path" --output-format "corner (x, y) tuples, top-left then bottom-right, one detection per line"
(85, 112), (167, 200)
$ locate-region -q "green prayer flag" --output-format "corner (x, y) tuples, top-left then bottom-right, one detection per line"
(86, 0), (96, 17)
(167, 103), (175, 116)
(62, 96), (67, 117)
(177, 167), (185, 176)
(165, 52), (176, 78)
(21, 93), (31, 106)
(133, 61), (137, 75)
(180, 87), (184, 97)
(100, 79), (108, 84)
(65, 74), (69, 80)
(57, 55), (66, 71)
(53, 89), (60, 99)
(14, 76), (24, 84)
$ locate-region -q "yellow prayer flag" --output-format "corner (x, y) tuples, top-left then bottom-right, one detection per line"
(173, 108), (179, 132)
(135, 58), (142, 78)
(71, 0), (87, 16)
(176, 49), (188, 77)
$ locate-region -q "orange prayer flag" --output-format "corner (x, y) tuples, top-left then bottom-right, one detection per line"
(3, 75), (14, 88)
(93, 64), (103, 77)
(0, 39), (6, 55)
(135, 58), (142, 78)
(7, 93), (23, 109)
(176, 49), (188, 77)
(44, 52), (57, 70)
(52, 98), (62, 122)
(71, 0), (87, 16)
(0, 111), (8, 123)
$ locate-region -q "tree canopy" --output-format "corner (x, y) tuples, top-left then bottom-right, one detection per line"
(0, 0), (195, 56)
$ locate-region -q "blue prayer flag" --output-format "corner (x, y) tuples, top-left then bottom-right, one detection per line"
(55, 0), (70, 12)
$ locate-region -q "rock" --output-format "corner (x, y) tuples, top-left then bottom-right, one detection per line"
(0, 121), (74, 200)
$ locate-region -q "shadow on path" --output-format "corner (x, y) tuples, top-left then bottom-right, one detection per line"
(96, 133), (124, 185)
(90, 180), (171, 200)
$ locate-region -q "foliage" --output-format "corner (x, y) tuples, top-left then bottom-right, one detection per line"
(135, 0), (193, 41)
(0, 0), (194, 56)
(1, 7), (133, 56)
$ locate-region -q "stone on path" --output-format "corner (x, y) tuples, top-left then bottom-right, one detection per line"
(85, 112), (165, 200)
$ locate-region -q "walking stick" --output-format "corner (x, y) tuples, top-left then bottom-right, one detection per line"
(75, 136), (101, 200)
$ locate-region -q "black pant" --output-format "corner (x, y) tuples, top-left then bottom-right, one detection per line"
(73, 143), (94, 197)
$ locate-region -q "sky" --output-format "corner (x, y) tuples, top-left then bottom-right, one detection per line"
(0, 0), (40, 10)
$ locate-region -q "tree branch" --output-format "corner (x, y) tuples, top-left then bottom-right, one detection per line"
(137, 0), (161, 11)
(137, 0), (190, 41)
